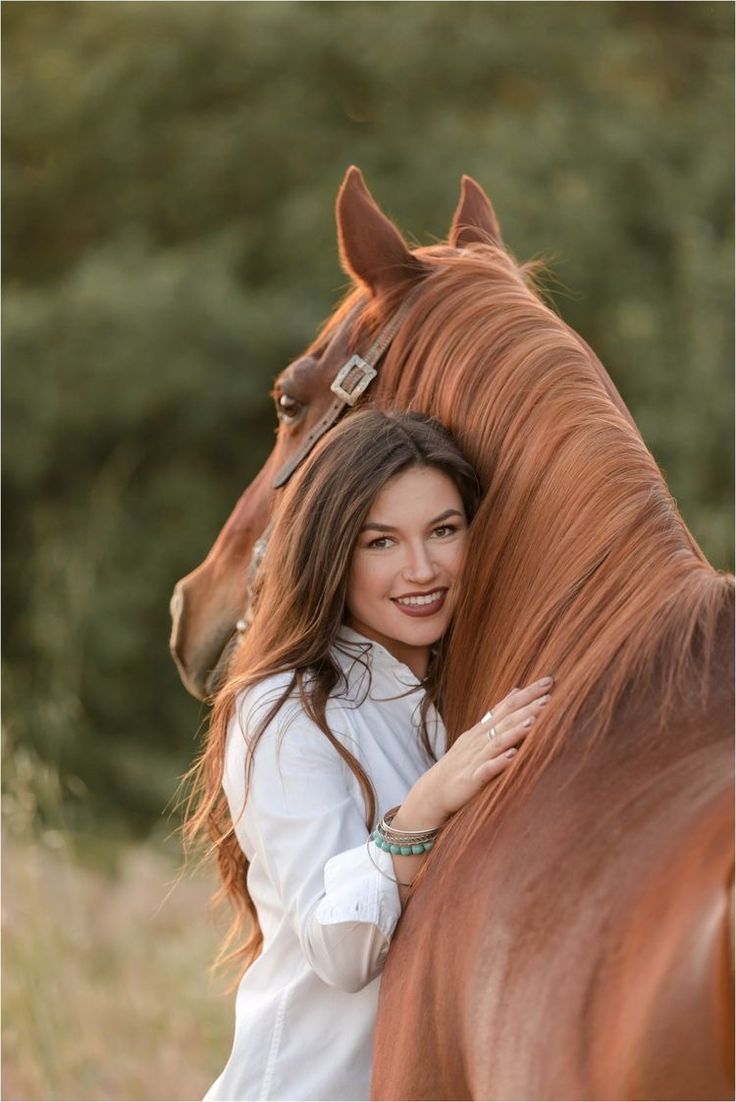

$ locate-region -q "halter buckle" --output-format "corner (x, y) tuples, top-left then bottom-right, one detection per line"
(330, 355), (377, 407)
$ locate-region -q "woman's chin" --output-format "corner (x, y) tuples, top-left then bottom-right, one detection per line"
(389, 612), (451, 649)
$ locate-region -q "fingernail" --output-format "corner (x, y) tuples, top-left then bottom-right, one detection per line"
(538, 676), (554, 687)
(505, 748), (518, 759)
(523, 717), (535, 727)
(538, 695), (551, 705)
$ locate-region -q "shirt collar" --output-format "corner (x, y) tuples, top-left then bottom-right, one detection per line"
(333, 624), (422, 694)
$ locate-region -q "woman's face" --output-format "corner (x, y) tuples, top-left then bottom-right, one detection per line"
(345, 465), (469, 677)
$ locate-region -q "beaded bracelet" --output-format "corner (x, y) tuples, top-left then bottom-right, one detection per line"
(371, 804), (442, 855)
(371, 831), (436, 855)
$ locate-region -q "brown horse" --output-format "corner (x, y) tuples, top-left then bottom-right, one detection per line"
(171, 168), (734, 1100)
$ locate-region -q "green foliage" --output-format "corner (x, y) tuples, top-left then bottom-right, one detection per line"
(3, 2), (733, 832)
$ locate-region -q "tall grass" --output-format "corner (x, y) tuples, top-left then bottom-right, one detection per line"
(2, 744), (235, 1101)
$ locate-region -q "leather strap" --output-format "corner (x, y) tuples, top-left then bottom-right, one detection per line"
(272, 282), (425, 489)
(272, 395), (349, 488)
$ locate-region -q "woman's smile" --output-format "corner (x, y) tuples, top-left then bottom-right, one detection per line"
(391, 587), (448, 617)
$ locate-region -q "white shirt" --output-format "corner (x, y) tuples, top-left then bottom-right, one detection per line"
(203, 626), (445, 1102)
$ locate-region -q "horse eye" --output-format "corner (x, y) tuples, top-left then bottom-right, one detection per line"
(276, 393), (304, 423)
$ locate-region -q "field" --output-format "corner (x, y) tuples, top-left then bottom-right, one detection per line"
(3, 801), (235, 1101)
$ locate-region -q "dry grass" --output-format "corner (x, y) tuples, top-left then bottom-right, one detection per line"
(2, 805), (236, 1100)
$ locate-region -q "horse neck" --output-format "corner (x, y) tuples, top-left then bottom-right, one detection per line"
(374, 263), (725, 758)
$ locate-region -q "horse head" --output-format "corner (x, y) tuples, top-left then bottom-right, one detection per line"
(169, 166), (502, 700)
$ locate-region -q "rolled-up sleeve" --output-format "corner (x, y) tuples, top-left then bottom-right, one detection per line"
(222, 684), (403, 993)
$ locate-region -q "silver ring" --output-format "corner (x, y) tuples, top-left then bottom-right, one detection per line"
(481, 710), (494, 723)
(486, 725), (499, 744)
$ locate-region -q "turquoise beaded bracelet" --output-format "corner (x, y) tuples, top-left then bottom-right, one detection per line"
(370, 831), (435, 856)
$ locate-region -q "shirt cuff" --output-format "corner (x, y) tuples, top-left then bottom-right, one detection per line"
(314, 838), (403, 941)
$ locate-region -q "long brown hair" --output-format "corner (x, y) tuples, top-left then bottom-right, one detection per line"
(181, 408), (480, 978)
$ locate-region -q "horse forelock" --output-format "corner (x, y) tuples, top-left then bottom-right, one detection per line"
(338, 239), (730, 855)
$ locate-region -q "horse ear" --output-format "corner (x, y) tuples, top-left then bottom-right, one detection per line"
(449, 175), (503, 249)
(336, 166), (425, 295)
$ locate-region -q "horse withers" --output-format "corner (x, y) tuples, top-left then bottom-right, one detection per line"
(171, 167), (734, 1100)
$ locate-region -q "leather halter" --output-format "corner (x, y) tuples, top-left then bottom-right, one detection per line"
(272, 281), (426, 489)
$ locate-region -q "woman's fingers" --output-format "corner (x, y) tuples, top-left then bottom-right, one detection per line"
(475, 699), (546, 745)
(500, 694), (551, 731)
(460, 677), (556, 780)
(480, 676), (554, 727)
(472, 746), (520, 783)
(478, 717), (531, 759)
(473, 712), (540, 781)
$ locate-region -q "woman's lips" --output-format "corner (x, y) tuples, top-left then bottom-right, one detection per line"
(391, 588), (448, 618)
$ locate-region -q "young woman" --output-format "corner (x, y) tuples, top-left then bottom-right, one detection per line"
(184, 409), (553, 1102)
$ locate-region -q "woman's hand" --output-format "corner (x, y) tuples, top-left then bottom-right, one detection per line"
(394, 677), (554, 830)
(386, 677), (554, 901)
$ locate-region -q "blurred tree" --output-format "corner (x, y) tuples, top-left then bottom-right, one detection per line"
(3, 1), (733, 832)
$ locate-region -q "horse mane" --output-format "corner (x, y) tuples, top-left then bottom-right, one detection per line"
(340, 240), (732, 851)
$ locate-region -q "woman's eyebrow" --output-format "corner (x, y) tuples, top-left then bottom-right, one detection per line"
(360, 509), (464, 533)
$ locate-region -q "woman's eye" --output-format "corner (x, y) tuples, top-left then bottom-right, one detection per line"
(366, 536), (394, 550)
(275, 393), (304, 423)
(432, 524), (458, 538)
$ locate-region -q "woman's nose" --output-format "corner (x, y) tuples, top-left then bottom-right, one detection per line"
(402, 542), (438, 583)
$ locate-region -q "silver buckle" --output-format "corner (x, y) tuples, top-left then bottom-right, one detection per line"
(329, 355), (377, 407)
